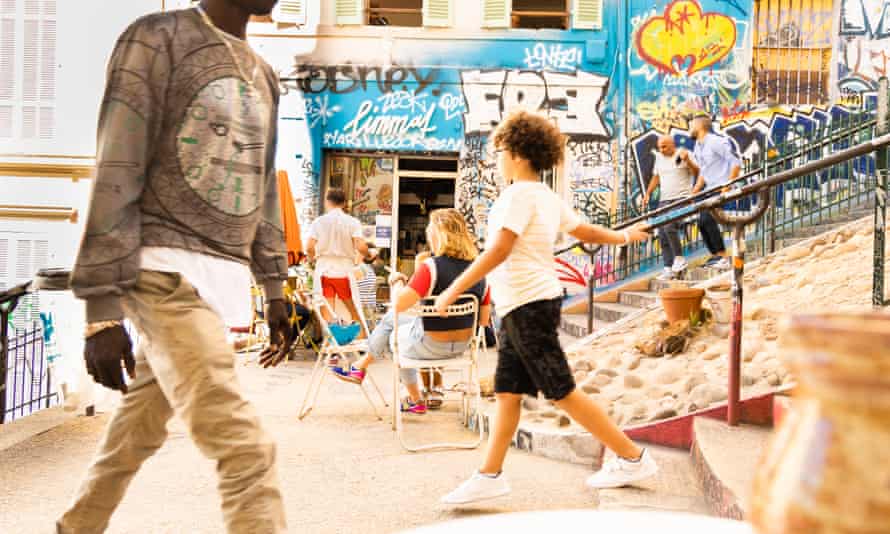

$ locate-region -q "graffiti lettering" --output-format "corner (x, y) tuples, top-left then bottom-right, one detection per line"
(523, 43), (583, 71)
(304, 95), (341, 128)
(460, 70), (609, 137)
(840, 0), (890, 38)
(286, 64), (440, 95)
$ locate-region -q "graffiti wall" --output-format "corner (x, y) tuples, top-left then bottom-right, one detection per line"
(837, 0), (890, 107)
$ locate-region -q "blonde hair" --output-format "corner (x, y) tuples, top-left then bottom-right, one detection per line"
(426, 208), (478, 262)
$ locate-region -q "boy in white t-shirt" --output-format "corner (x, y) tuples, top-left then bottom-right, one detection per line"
(435, 111), (658, 504)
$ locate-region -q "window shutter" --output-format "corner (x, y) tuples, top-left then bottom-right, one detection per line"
(273, 0), (306, 25)
(573, 0), (603, 30)
(0, 237), (9, 291)
(0, 0), (56, 143)
(423, 0), (452, 27)
(1, 235), (49, 331)
(335, 0), (363, 25)
(482, 0), (509, 29)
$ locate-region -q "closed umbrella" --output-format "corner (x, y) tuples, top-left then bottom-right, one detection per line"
(277, 170), (303, 266)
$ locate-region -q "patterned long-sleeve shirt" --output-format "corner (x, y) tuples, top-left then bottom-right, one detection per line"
(71, 9), (287, 322)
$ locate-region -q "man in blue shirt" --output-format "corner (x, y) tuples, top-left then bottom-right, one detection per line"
(690, 112), (741, 269)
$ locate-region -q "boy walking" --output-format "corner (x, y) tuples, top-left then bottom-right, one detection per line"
(435, 111), (658, 504)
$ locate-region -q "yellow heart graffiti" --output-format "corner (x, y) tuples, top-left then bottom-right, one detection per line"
(635, 0), (737, 76)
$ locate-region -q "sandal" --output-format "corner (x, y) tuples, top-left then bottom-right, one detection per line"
(426, 389), (445, 410)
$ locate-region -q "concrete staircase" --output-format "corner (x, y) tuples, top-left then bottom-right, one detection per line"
(560, 200), (875, 338)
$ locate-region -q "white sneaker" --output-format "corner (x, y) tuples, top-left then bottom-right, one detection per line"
(713, 258), (732, 270)
(671, 256), (688, 273)
(585, 448), (659, 489)
(441, 471), (511, 505)
(656, 268), (674, 281)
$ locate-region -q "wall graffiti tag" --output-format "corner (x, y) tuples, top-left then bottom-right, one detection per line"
(635, 0), (737, 76)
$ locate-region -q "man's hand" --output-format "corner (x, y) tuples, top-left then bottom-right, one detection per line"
(388, 272), (408, 287)
(84, 325), (136, 393)
(641, 194), (650, 209)
(259, 299), (291, 368)
(678, 148), (690, 161)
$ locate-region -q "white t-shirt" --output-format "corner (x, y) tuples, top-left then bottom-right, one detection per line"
(486, 181), (581, 317)
(307, 208), (363, 277)
(140, 247), (253, 329)
(653, 151), (694, 201)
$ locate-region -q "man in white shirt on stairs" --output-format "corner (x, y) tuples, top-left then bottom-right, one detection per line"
(306, 188), (371, 335)
(643, 135), (700, 280)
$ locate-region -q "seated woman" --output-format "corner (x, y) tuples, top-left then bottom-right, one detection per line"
(331, 208), (490, 415)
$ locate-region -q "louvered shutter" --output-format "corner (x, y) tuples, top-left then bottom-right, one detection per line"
(573, 0), (602, 30)
(335, 0), (363, 25)
(0, 1), (16, 139)
(481, 0), (509, 28)
(423, 0), (452, 27)
(273, 0), (307, 24)
(0, 0), (56, 142)
(0, 234), (48, 332)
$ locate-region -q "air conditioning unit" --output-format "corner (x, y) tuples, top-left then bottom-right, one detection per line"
(272, 0), (306, 24)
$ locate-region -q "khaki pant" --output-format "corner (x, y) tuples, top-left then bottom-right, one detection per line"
(57, 271), (286, 533)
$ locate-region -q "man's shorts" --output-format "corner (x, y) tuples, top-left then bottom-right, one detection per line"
(321, 277), (353, 300)
(494, 298), (575, 401)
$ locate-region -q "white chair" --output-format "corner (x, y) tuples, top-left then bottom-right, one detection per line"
(298, 294), (388, 421)
(391, 294), (484, 452)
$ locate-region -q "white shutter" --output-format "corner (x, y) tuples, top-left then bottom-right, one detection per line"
(273, 0), (306, 25)
(1, 234), (49, 331)
(335, 0), (363, 25)
(573, 0), (603, 30)
(423, 0), (452, 27)
(482, 0), (509, 28)
(0, 237), (9, 291)
(0, 0), (56, 143)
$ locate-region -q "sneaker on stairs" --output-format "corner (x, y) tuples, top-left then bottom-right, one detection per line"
(585, 448), (659, 489)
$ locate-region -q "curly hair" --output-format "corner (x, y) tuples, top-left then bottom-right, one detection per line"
(492, 110), (564, 173)
(426, 208), (478, 262)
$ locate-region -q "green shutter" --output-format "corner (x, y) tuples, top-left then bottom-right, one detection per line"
(423, 0), (452, 27)
(274, 0), (306, 24)
(482, 0), (509, 29)
(336, 0), (363, 25)
(573, 0), (602, 30)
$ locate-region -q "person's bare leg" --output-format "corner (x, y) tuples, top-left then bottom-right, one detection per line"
(480, 393), (522, 474)
(342, 298), (367, 338)
(554, 389), (641, 460)
(405, 382), (423, 403)
(321, 296), (337, 323)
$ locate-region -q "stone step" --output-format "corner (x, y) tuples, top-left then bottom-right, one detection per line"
(597, 445), (711, 515)
(559, 313), (614, 338)
(619, 290), (659, 308)
(593, 301), (641, 323)
(691, 416), (772, 520)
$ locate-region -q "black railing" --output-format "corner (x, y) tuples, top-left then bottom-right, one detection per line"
(3, 322), (57, 423)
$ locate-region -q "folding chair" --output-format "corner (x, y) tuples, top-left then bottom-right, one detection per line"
(391, 294), (484, 452)
(298, 294), (388, 421)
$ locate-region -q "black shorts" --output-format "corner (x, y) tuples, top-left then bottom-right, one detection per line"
(494, 298), (575, 401)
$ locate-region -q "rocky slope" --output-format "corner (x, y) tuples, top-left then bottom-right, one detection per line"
(522, 217), (884, 429)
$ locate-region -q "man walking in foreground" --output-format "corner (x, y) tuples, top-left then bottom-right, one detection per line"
(691, 112), (742, 270)
(58, 1), (291, 532)
(643, 135), (700, 280)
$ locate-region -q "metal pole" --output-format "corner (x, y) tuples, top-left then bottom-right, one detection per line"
(874, 77), (889, 307)
(0, 309), (8, 424)
(727, 224), (745, 426)
(587, 251), (595, 335)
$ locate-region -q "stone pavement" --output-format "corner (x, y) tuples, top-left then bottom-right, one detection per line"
(0, 351), (627, 534)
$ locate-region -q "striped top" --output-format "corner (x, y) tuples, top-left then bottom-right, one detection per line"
(356, 264), (377, 308)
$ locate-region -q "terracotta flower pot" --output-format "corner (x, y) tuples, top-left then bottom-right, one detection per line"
(750, 312), (890, 533)
(658, 287), (705, 324)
